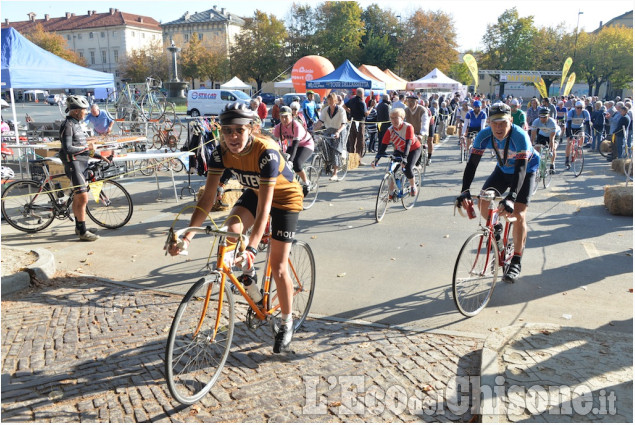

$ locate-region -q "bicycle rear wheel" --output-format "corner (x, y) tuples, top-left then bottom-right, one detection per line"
(1, 180), (56, 233)
(268, 240), (316, 334)
(375, 174), (392, 222)
(599, 139), (612, 158)
(311, 154), (325, 178)
(543, 151), (554, 188)
(571, 140), (584, 177)
(401, 168), (420, 210)
(452, 232), (499, 317)
(141, 91), (167, 121)
(301, 166), (320, 210)
(338, 151), (348, 180)
(136, 159), (155, 176)
(86, 180), (133, 229)
(165, 277), (234, 405)
(502, 222), (515, 276)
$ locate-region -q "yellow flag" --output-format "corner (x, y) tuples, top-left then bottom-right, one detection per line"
(563, 73), (576, 96)
(463, 54), (479, 92)
(89, 181), (104, 203)
(535, 77), (548, 99)
(560, 57), (573, 93)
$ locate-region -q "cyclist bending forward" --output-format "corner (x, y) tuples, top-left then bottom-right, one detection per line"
(564, 101), (591, 170)
(531, 107), (560, 172)
(168, 102), (304, 354)
(372, 107), (422, 197)
(456, 103), (540, 283)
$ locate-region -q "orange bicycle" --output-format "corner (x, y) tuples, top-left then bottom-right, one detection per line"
(163, 223), (315, 404)
(453, 189), (516, 316)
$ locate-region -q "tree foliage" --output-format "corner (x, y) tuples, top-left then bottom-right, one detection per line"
(359, 4), (400, 69)
(286, 3), (318, 65)
(313, 1), (365, 66)
(24, 23), (85, 66)
(179, 33), (211, 87)
(119, 39), (169, 83)
(231, 10), (288, 91)
(480, 8), (537, 70)
(400, 9), (458, 80)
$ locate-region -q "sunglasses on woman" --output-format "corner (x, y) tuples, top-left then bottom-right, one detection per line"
(221, 126), (247, 135)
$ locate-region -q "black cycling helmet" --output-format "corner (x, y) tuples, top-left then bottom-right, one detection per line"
(219, 102), (256, 126)
(65, 95), (90, 113)
(538, 106), (550, 117)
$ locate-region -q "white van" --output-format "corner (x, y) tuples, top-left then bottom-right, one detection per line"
(187, 89), (252, 117)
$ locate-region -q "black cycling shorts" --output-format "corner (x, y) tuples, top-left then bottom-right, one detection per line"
(62, 158), (89, 194)
(467, 126), (481, 137)
(482, 166), (535, 206)
(234, 189), (299, 243)
(534, 134), (550, 146)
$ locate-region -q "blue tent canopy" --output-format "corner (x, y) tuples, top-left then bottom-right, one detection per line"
(1, 27), (114, 89)
(306, 60), (385, 91)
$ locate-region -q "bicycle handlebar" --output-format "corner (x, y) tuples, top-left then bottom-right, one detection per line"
(164, 225), (247, 256)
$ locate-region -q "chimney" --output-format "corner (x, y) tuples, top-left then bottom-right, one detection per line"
(71, 13), (75, 17)
(221, 8), (226, 15)
(87, 10), (92, 16)
(45, 14), (50, 21)
(66, 12), (71, 19)
(213, 5), (217, 11)
(27, 12), (37, 22)
(109, 8), (115, 15)
(4, 18), (9, 25)
(93, 10), (97, 15)
(599, 21), (603, 28)
(138, 17), (144, 23)
(183, 11), (190, 20)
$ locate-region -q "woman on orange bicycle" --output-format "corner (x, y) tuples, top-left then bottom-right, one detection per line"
(168, 102), (303, 354)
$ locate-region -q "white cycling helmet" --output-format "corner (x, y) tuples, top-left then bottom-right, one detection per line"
(65, 95), (90, 113)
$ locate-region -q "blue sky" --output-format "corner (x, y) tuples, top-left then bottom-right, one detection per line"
(1, 0), (632, 51)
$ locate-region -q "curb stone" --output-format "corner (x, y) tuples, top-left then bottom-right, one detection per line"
(0, 246), (56, 295)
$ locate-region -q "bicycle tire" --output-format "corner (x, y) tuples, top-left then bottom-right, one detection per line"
(141, 90), (167, 121)
(165, 276), (234, 405)
(85, 179), (133, 229)
(268, 240), (316, 334)
(338, 151), (348, 180)
(1, 180), (56, 233)
(401, 167), (420, 210)
(532, 166), (541, 195)
(571, 140), (584, 177)
(301, 166), (320, 210)
(543, 151), (554, 188)
(311, 154), (325, 178)
(624, 155), (633, 181)
(503, 222), (515, 275)
(452, 232), (499, 317)
(152, 134), (164, 150)
(137, 159), (155, 176)
(169, 158), (185, 173)
(599, 139), (612, 158)
(375, 174), (392, 222)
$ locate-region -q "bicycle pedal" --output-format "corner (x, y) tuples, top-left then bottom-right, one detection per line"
(245, 307), (266, 330)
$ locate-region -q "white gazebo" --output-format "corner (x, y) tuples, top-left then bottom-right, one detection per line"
(220, 76), (252, 91)
(406, 68), (462, 91)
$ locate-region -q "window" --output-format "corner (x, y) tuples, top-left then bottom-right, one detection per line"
(113, 50), (119, 63)
(142, 33), (145, 38)
(78, 51), (84, 58)
(101, 50), (107, 63)
(131, 31), (135, 37)
(89, 32), (94, 39)
(198, 33), (203, 41)
(67, 34), (71, 41)
(221, 91), (236, 101)
(101, 32), (105, 38)
(184, 33), (189, 42)
(90, 51), (95, 65)
(112, 31), (117, 37)
(77, 33), (82, 39)
(115, 70), (120, 77)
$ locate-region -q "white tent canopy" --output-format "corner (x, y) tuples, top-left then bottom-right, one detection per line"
(406, 68), (462, 91)
(274, 78), (293, 89)
(220, 76), (252, 90)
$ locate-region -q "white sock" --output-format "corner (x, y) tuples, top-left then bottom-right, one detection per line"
(281, 314), (293, 329)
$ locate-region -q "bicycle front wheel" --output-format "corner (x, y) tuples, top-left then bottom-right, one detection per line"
(165, 277), (235, 405)
(86, 180), (133, 229)
(311, 154), (325, 177)
(375, 174), (392, 222)
(338, 151), (348, 180)
(1, 180), (56, 233)
(572, 141), (584, 177)
(452, 232), (499, 317)
(599, 140), (612, 158)
(543, 152), (554, 188)
(268, 240), (316, 334)
(402, 167), (420, 210)
(302, 166), (320, 210)
(141, 91), (167, 121)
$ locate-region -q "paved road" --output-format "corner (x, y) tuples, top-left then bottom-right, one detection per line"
(2, 130), (632, 336)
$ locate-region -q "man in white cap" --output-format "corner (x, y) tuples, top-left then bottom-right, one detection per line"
(456, 103), (540, 283)
(564, 100), (591, 169)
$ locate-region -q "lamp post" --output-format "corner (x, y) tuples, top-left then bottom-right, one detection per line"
(573, 9), (584, 61)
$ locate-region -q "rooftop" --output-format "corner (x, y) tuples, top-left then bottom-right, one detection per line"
(1, 9), (161, 32)
(161, 5), (244, 27)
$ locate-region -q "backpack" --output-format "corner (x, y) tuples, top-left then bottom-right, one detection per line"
(181, 121), (218, 176)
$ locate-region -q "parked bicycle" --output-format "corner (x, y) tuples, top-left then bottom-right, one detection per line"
(105, 77), (167, 123)
(453, 189), (516, 317)
(1, 156), (133, 233)
(163, 223), (315, 404)
(311, 131), (349, 181)
(374, 154), (421, 222)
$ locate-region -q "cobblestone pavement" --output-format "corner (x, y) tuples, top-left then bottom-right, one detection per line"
(2, 277), (483, 423)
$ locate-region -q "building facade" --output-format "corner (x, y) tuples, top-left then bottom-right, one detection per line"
(2, 9), (163, 88)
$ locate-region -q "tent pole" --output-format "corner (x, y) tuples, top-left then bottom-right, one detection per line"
(9, 87), (24, 178)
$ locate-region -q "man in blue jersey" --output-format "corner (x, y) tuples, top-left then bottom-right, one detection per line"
(456, 103), (540, 283)
(565, 101), (591, 169)
(301, 91), (318, 132)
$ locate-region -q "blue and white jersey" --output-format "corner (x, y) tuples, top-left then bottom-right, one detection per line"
(567, 109), (591, 129)
(471, 124), (540, 174)
(531, 117), (561, 137)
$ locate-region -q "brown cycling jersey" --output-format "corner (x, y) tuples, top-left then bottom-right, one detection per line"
(207, 136), (304, 212)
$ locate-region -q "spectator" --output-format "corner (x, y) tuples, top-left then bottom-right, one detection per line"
(344, 87), (368, 158)
(611, 104), (631, 159)
(365, 99), (379, 152)
(289, 101), (307, 130)
(301, 91), (318, 131)
(392, 94), (406, 109)
(590, 101), (606, 152)
(271, 98), (281, 127)
(84, 104), (114, 135)
(376, 94), (391, 148)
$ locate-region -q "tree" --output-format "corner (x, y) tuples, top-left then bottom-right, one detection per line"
(529, 24), (573, 95)
(119, 39), (169, 83)
(400, 9), (458, 80)
(179, 33), (214, 88)
(231, 10), (289, 91)
(24, 23), (85, 66)
(480, 8), (537, 93)
(359, 4), (400, 69)
(286, 3), (318, 65)
(313, 1), (365, 66)
(448, 62), (473, 86)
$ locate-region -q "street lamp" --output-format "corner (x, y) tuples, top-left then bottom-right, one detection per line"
(573, 9), (584, 61)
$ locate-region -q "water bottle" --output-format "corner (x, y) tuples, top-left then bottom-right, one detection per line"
(395, 170), (403, 193)
(494, 223), (504, 252)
